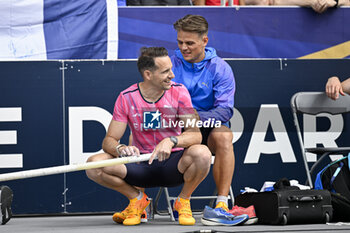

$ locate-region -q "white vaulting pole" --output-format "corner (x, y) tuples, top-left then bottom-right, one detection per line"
(0, 153), (152, 182)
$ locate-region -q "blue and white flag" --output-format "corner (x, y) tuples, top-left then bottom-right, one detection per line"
(0, 0), (118, 60)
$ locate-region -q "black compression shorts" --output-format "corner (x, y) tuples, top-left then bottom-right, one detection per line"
(124, 150), (184, 188)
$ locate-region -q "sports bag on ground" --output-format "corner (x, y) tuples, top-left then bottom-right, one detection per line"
(235, 180), (332, 225)
(315, 155), (350, 222)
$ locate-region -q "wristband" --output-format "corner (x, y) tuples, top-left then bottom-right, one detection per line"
(116, 144), (126, 155)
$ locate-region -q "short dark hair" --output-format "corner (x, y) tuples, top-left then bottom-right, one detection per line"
(137, 47), (168, 75)
(173, 14), (208, 36)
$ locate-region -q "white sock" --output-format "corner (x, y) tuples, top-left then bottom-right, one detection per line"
(136, 191), (143, 200)
(216, 195), (228, 206)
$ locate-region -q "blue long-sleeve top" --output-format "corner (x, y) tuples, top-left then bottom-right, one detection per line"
(171, 47), (235, 124)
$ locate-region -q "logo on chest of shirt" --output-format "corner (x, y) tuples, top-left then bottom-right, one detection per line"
(143, 110), (162, 129)
(142, 108), (221, 130)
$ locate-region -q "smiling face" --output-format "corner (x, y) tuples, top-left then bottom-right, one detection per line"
(148, 56), (175, 90)
(177, 30), (208, 64)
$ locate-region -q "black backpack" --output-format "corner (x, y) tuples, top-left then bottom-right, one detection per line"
(315, 156), (350, 222)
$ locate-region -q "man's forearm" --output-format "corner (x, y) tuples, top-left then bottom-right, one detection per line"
(176, 111), (203, 148)
(274, 0), (313, 6)
(342, 78), (350, 94)
(102, 136), (120, 157)
(338, 0), (350, 6)
(176, 130), (202, 148)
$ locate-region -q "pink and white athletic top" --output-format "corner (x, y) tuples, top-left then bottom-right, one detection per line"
(113, 81), (194, 154)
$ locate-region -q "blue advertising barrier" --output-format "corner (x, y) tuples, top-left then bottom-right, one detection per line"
(0, 59), (349, 214)
(118, 7), (350, 59)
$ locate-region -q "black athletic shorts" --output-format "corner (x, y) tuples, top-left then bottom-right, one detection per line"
(124, 150), (184, 188)
(200, 127), (214, 145)
(200, 121), (231, 145)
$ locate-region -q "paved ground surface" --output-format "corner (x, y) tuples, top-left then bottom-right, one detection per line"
(2, 214), (350, 233)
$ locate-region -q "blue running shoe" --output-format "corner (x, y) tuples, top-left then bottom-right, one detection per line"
(201, 206), (249, 226)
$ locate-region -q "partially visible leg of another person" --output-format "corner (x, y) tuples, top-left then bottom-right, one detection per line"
(207, 126), (234, 212)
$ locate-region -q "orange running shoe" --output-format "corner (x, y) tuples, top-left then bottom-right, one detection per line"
(112, 211), (126, 224)
(173, 197), (195, 225)
(112, 193), (150, 226)
(112, 209), (148, 224)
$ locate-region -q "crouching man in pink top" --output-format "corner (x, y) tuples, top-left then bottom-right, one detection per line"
(86, 47), (211, 226)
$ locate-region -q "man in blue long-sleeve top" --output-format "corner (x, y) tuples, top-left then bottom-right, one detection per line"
(171, 15), (235, 214)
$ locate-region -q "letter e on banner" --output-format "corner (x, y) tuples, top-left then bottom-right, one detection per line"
(0, 107), (23, 168)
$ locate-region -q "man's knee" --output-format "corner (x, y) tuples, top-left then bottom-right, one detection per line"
(209, 129), (233, 151)
(85, 153), (110, 181)
(85, 166), (101, 182)
(188, 145), (212, 167)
